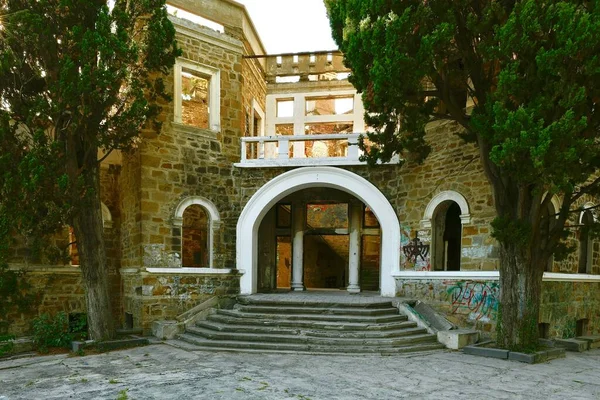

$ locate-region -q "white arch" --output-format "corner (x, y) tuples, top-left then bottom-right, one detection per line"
(101, 202), (113, 229)
(579, 202), (597, 225)
(173, 196), (221, 268)
(237, 166), (401, 297)
(421, 190), (471, 228)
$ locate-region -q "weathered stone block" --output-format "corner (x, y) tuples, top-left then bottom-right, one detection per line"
(437, 329), (479, 350)
(577, 335), (600, 349)
(463, 345), (508, 359)
(152, 320), (184, 340)
(555, 338), (589, 352)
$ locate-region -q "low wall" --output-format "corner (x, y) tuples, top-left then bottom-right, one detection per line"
(396, 276), (600, 338)
(121, 268), (240, 334)
(4, 266), (122, 337)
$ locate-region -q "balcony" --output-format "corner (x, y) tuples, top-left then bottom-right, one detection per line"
(235, 133), (369, 168)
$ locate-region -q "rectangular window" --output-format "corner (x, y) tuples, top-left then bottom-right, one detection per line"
(174, 59), (220, 132)
(304, 122), (353, 135)
(275, 124), (294, 135)
(276, 204), (292, 228)
(306, 203), (348, 229)
(277, 99), (294, 117)
(306, 96), (354, 116)
(181, 69), (209, 129)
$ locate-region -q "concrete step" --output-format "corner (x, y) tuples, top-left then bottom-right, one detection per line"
(233, 304), (399, 316)
(176, 333), (445, 354)
(237, 296), (394, 309)
(200, 317), (418, 333)
(186, 326), (436, 346)
(196, 321), (426, 339)
(217, 309), (407, 324)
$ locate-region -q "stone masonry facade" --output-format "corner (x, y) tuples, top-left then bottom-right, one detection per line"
(4, 0), (599, 339)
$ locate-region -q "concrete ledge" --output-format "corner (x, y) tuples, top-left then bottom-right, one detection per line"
(152, 320), (184, 340)
(463, 346), (509, 359)
(577, 335), (600, 349)
(437, 330), (479, 350)
(464, 345), (565, 364)
(555, 338), (589, 352)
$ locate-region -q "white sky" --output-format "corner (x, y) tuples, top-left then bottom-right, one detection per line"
(235, 0), (338, 54)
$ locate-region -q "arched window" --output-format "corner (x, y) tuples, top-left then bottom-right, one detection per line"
(431, 201), (462, 271)
(540, 195), (560, 272)
(181, 205), (209, 267)
(579, 209), (595, 274)
(173, 196), (220, 268)
(70, 202), (113, 266)
(421, 191), (470, 272)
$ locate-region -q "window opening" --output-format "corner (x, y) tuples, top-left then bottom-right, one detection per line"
(579, 210), (594, 274)
(182, 204), (209, 267)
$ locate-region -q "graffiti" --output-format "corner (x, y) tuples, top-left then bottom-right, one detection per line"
(400, 224), (432, 271)
(447, 281), (499, 322)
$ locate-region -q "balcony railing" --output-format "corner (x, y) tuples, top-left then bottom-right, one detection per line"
(235, 133), (369, 168)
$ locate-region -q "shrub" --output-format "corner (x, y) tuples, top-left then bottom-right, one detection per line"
(32, 312), (73, 353)
(0, 334), (14, 356)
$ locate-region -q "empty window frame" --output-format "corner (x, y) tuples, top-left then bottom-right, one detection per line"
(579, 210), (594, 274)
(305, 96), (354, 116)
(174, 59), (220, 131)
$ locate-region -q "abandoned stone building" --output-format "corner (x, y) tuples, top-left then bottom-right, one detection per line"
(5, 0), (600, 346)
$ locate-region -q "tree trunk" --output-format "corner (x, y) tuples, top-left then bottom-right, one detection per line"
(497, 243), (543, 350)
(72, 166), (115, 341)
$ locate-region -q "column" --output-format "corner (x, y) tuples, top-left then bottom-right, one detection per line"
(291, 202), (306, 291)
(347, 201), (363, 293)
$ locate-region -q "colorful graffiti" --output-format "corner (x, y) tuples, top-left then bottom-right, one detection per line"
(447, 281), (499, 322)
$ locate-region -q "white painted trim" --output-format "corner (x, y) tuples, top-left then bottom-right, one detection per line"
(392, 270), (600, 283)
(173, 196), (221, 269)
(579, 202), (597, 224)
(393, 270), (500, 280)
(543, 272), (600, 282)
(421, 190), (471, 228)
(542, 193), (562, 219)
(145, 268), (236, 275)
(173, 58), (221, 132)
(237, 166), (401, 297)
(101, 202), (113, 229)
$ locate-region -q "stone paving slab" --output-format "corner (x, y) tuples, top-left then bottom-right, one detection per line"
(0, 344), (599, 399)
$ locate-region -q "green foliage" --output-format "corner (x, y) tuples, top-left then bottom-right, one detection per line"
(327, 0), (600, 349)
(490, 217), (531, 247)
(0, 334), (15, 356)
(0, 0), (180, 339)
(116, 389), (129, 400)
(32, 312), (73, 353)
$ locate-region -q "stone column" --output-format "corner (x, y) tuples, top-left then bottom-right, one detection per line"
(347, 201), (363, 293)
(291, 202), (306, 291)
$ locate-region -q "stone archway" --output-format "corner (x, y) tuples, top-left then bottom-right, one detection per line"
(237, 166), (401, 296)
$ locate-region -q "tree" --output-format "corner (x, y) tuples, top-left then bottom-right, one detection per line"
(0, 0), (179, 340)
(326, 0), (600, 349)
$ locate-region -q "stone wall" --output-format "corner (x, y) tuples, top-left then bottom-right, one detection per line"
(122, 271), (240, 334)
(132, 24), (244, 271)
(6, 268), (85, 336)
(398, 278), (600, 338)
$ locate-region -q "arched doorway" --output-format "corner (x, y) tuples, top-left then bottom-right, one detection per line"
(237, 167), (400, 296)
(256, 188), (382, 293)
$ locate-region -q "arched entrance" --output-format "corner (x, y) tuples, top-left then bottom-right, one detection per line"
(237, 167), (400, 296)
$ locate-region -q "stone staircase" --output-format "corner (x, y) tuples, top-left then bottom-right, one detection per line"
(173, 296), (445, 354)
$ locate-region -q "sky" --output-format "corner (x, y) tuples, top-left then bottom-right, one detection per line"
(235, 0), (338, 54)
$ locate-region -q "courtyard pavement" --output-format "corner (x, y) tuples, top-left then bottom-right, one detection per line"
(0, 344), (599, 399)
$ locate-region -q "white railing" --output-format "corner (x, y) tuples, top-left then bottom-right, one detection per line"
(236, 133), (368, 167)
